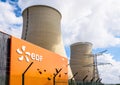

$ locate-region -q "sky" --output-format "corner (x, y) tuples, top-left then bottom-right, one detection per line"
(0, 0), (120, 84)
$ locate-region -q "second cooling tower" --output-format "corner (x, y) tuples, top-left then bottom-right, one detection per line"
(21, 5), (66, 57)
(70, 42), (94, 82)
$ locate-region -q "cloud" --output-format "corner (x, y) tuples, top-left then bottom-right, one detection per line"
(61, 0), (120, 48)
(18, 0), (120, 49)
(0, 2), (22, 37)
(97, 54), (120, 84)
(18, 0), (68, 12)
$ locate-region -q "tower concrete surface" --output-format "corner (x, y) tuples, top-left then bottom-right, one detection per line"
(21, 5), (73, 79)
(70, 42), (94, 82)
(22, 5), (66, 57)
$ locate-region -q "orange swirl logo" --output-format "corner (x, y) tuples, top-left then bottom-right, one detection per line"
(16, 46), (43, 62)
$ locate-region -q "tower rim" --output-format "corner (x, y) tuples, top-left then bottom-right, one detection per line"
(71, 42), (93, 47)
(22, 5), (62, 18)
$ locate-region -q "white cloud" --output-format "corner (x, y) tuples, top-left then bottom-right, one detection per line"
(0, 2), (22, 37)
(61, 0), (120, 48)
(97, 54), (120, 84)
(18, 0), (120, 48)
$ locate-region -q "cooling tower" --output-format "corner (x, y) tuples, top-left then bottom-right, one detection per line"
(70, 42), (94, 82)
(21, 5), (73, 79)
(21, 5), (66, 57)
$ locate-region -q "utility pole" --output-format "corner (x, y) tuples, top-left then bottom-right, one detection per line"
(92, 50), (107, 82)
(83, 50), (111, 82)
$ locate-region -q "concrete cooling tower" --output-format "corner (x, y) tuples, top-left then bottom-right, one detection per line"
(21, 5), (66, 57)
(21, 5), (73, 79)
(70, 42), (94, 82)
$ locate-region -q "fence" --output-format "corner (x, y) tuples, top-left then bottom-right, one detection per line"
(68, 80), (104, 85)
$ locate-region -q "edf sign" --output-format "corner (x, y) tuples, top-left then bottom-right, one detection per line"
(9, 36), (68, 85)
